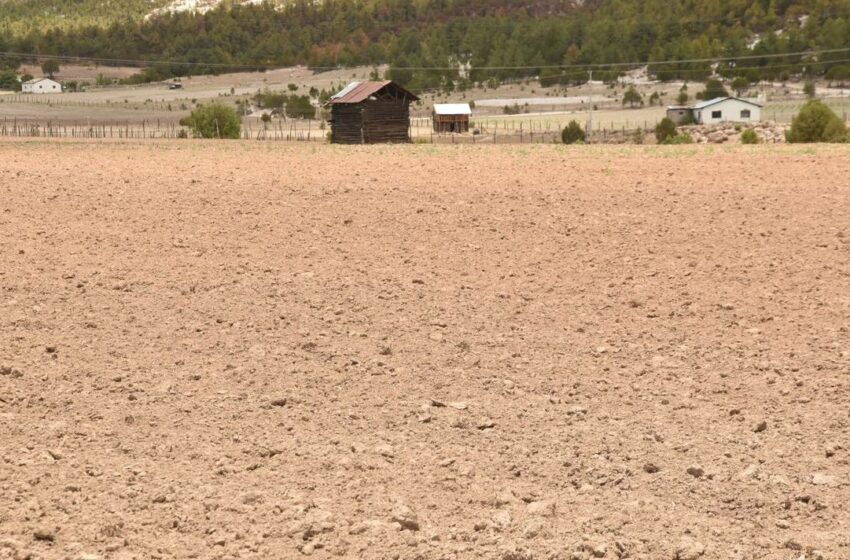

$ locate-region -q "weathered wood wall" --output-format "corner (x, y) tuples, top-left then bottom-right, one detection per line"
(330, 105), (364, 144)
(433, 115), (470, 133)
(331, 99), (411, 144)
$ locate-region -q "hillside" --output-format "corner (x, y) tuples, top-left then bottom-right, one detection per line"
(0, 0), (170, 33)
(0, 0), (848, 88)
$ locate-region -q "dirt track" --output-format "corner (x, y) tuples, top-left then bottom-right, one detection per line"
(1, 141), (849, 560)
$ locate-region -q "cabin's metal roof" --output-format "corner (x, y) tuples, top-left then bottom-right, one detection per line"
(691, 96), (763, 110)
(329, 81), (418, 104)
(433, 103), (472, 115)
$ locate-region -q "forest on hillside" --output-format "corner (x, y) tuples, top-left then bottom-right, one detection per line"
(1, 0), (849, 90)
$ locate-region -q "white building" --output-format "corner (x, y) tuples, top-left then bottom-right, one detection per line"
(22, 78), (62, 94)
(690, 97), (762, 124)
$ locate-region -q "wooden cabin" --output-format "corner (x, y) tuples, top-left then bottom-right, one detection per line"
(433, 103), (472, 133)
(327, 81), (419, 144)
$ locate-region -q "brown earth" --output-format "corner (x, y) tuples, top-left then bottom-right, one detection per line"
(0, 140), (849, 560)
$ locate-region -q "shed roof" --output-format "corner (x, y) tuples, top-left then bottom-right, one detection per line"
(433, 103), (472, 115)
(691, 96), (763, 110)
(24, 77), (58, 85)
(328, 81), (419, 104)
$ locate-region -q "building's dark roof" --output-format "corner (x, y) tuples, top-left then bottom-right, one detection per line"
(328, 81), (419, 104)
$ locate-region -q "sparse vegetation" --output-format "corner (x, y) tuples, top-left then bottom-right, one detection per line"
(786, 99), (848, 143)
(622, 86), (643, 108)
(740, 128), (760, 144)
(803, 81), (816, 98)
(731, 77), (749, 96)
(561, 120), (585, 144)
(655, 117), (678, 144)
(697, 79), (729, 101)
(184, 103), (241, 139)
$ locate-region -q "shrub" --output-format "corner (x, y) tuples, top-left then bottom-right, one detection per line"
(631, 128), (645, 144)
(561, 120), (585, 144)
(655, 117), (677, 143)
(285, 94), (316, 119)
(0, 69), (19, 91)
(731, 76), (749, 96)
(697, 78), (728, 100)
(664, 133), (694, 145)
(803, 81), (816, 98)
(185, 103), (241, 139)
(622, 86), (643, 108)
(825, 65), (850, 82)
(740, 129), (760, 144)
(786, 99), (848, 143)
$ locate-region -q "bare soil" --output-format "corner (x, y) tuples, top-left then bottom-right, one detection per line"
(1, 141), (848, 560)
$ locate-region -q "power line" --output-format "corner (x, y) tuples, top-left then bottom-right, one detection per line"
(2, 47), (850, 73)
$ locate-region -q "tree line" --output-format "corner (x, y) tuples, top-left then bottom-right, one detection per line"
(1, 0), (849, 90)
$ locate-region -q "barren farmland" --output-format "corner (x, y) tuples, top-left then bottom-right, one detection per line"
(1, 141), (849, 560)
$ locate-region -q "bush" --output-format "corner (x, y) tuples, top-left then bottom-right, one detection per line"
(740, 129), (760, 144)
(0, 69), (20, 91)
(631, 128), (645, 144)
(622, 86), (643, 108)
(285, 94), (316, 119)
(803, 81), (816, 98)
(786, 99), (848, 143)
(697, 78), (729, 100)
(655, 117), (677, 143)
(561, 120), (585, 144)
(664, 133), (694, 145)
(185, 103), (241, 139)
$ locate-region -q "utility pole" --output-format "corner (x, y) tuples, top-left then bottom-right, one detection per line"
(586, 70), (593, 142)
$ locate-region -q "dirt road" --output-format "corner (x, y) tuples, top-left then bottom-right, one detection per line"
(1, 141), (848, 560)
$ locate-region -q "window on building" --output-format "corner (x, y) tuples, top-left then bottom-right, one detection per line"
(740, 109), (751, 119)
(711, 110), (722, 119)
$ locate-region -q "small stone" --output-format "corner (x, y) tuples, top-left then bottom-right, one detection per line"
(375, 444), (394, 458)
(674, 536), (705, 560)
(526, 500), (555, 517)
(686, 465), (704, 478)
(45, 346), (57, 354)
(33, 528), (55, 542)
(46, 449), (62, 461)
(775, 520), (790, 529)
(784, 539), (802, 551)
(643, 463), (660, 474)
(591, 543), (607, 558)
(738, 464), (759, 479)
(271, 398), (288, 407)
(491, 509), (512, 530)
(391, 503), (419, 531)
(753, 421), (767, 433)
(477, 417), (496, 430)
(241, 492), (264, 505)
(522, 521), (544, 539)
(812, 473), (835, 486)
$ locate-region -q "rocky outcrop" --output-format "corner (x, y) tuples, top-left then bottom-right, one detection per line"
(680, 122), (789, 144)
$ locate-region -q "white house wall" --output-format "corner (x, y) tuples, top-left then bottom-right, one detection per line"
(22, 80), (62, 94)
(696, 99), (761, 124)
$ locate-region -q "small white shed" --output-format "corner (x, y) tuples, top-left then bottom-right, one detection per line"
(22, 78), (62, 94)
(691, 97), (762, 124)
